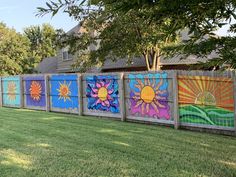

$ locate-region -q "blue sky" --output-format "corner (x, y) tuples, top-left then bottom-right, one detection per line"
(0, 0), (77, 33)
(0, 0), (234, 36)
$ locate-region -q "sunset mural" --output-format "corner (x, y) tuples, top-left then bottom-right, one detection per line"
(178, 75), (234, 127)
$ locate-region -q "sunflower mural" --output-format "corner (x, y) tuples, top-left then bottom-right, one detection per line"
(2, 76), (21, 107)
(25, 76), (46, 107)
(50, 74), (79, 110)
(7, 81), (17, 102)
(86, 75), (120, 113)
(178, 75), (234, 127)
(129, 73), (170, 119)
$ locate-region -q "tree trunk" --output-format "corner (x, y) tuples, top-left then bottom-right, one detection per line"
(144, 46), (162, 71)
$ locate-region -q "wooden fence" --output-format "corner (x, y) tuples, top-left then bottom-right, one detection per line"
(0, 70), (235, 135)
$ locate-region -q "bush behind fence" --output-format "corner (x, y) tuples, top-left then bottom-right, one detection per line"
(0, 70), (235, 135)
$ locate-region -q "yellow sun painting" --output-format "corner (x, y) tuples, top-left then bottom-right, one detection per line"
(57, 81), (71, 102)
(29, 81), (42, 101)
(7, 81), (17, 101)
(178, 75), (234, 111)
(132, 77), (167, 114)
(129, 73), (170, 120)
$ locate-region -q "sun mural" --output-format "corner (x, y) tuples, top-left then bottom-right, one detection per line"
(178, 75), (234, 127)
(129, 73), (170, 119)
(29, 81), (42, 101)
(57, 81), (72, 102)
(7, 81), (17, 102)
(86, 75), (120, 113)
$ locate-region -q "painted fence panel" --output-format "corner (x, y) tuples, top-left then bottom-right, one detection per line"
(124, 71), (174, 124)
(178, 75), (235, 130)
(23, 75), (46, 110)
(49, 74), (80, 113)
(2, 76), (21, 107)
(82, 74), (121, 118)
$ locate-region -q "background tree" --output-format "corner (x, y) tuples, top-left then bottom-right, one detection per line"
(0, 23), (30, 75)
(38, 0), (180, 71)
(23, 24), (58, 73)
(38, 0), (236, 70)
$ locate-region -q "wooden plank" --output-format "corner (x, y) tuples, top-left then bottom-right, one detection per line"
(78, 74), (83, 116)
(20, 76), (24, 108)
(0, 77), (2, 107)
(233, 71), (236, 135)
(173, 71), (180, 129)
(45, 74), (50, 112)
(119, 73), (126, 121)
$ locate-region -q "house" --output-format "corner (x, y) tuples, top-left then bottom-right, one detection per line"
(36, 25), (217, 74)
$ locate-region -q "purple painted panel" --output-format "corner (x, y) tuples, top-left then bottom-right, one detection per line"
(24, 76), (46, 107)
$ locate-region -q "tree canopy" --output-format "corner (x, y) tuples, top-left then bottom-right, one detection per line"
(0, 23), (30, 75)
(0, 23), (58, 75)
(23, 24), (58, 73)
(38, 0), (236, 70)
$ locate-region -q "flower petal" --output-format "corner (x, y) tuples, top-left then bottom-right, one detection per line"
(104, 100), (110, 107)
(96, 82), (101, 88)
(108, 89), (114, 94)
(92, 88), (98, 93)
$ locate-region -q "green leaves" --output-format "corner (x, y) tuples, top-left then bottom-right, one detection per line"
(0, 23), (30, 75)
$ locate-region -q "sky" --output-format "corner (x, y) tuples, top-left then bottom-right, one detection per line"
(0, 0), (235, 36)
(0, 0), (78, 33)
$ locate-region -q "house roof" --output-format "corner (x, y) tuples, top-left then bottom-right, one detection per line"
(35, 56), (58, 74)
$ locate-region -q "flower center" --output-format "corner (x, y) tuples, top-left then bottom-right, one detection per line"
(98, 87), (108, 101)
(141, 86), (155, 103)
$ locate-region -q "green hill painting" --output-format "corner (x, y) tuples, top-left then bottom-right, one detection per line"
(178, 75), (234, 128)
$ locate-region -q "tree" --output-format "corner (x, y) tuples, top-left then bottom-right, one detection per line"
(38, 0), (236, 70)
(96, 0), (236, 70)
(0, 23), (30, 75)
(23, 24), (58, 72)
(38, 0), (180, 71)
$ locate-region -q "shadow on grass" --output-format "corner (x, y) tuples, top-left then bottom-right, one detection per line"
(0, 107), (236, 177)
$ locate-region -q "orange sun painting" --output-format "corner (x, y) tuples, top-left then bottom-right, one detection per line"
(178, 76), (234, 111)
(29, 81), (42, 101)
(129, 73), (170, 119)
(7, 81), (17, 101)
(57, 81), (71, 102)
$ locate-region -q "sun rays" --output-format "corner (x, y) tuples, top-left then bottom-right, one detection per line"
(129, 73), (170, 119)
(29, 81), (42, 101)
(178, 76), (234, 111)
(7, 81), (17, 102)
(57, 81), (72, 102)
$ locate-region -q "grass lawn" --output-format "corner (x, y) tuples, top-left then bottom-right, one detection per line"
(0, 107), (236, 177)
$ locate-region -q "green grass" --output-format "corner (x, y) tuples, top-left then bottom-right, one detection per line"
(0, 107), (236, 177)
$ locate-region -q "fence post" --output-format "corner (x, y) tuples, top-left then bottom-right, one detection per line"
(0, 77), (2, 107)
(45, 74), (50, 112)
(20, 76), (24, 108)
(120, 73), (126, 122)
(78, 74), (83, 116)
(233, 71), (236, 135)
(173, 71), (180, 129)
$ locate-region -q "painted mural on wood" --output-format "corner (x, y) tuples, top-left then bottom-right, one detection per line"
(86, 75), (120, 113)
(2, 76), (21, 107)
(50, 74), (79, 110)
(178, 76), (234, 127)
(24, 76), (46, 107)
(128, 73), (170, 120)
